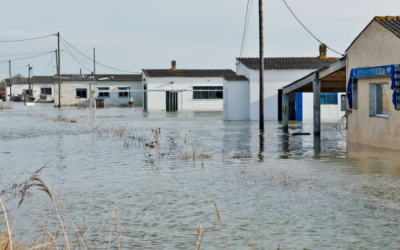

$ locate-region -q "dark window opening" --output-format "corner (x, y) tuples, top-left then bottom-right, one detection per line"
(98, 87), (110, 98)
(118, 87), (130, 98)
(41, 88), (52, 95)
(76, 89), (87, 98)
(320, 93), (338, 105)
(193, 86), (223, 99)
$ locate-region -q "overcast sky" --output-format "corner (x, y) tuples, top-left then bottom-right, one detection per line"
(1, 0), (399, 78)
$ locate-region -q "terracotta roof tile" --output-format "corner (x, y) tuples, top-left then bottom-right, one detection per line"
(142, 69), (237, 78)
(375, 16), (400, 39)
(237, 57), (338, 70)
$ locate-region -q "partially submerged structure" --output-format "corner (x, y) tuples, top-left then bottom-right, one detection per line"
(142, 61), (244, 111)
(345, 16), (400, 149)
(6, 76), (55, 102)
(224, 46), (341, 121)
(54, 74), (142, 107)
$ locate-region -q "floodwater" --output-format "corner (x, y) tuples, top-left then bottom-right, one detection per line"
(1, 103), (400, 249)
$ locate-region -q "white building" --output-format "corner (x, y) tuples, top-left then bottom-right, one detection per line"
(142, 61), (244, 111)
(224, 46), (345, 121)
(6, 76), (55, 102)
(54, 74), (143, 107)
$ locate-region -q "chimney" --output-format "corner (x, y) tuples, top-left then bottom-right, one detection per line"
(318, 44), (327, 59)
(171, 60), (177, 70)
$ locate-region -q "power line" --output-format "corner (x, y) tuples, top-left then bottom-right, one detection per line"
(240, 0), (254, 57)
(282, 0), (344, 56)
(0, 51), (55, 57)
(0, 65), (28, 75)
(40, 53), (55, 75)
(0, 51), (54, 62)
(0, 33), (57, 43)
(60, 39), (92, 72)
(60, 36), (141, 74)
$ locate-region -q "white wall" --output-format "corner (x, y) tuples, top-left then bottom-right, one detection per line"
(223, 80), (249, 120)
(303, 92), (346, 121)
(246, 68), (315, 121)
(54, 81), (142, 107)
(8, 84), (54, 102)
(143, 76), (224, 111)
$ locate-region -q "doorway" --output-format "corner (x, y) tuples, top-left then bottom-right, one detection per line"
(166, 91), (178, 111)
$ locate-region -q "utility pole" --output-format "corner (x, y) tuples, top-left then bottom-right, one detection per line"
(57, 32), (61, 108)
(93, 47), (96, 109)
(28, 64), (32, 100)
(259, 0), (265, 131)
(7, 61), (11, 101)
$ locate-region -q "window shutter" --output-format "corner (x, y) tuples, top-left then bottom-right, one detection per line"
(395, 64), (400, 110)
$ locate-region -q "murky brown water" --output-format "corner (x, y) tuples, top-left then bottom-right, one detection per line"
(1, 103), (400, 249)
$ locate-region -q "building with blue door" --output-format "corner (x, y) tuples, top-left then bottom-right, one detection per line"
(224, 45), (344, 121)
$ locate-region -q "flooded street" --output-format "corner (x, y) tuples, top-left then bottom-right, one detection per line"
(1, 103), (400, 249)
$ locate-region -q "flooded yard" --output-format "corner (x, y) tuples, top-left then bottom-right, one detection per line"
(1, 103), (400, 249)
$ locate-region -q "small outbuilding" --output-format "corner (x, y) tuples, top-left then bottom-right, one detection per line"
(142, 61), (242, 112)
(54, 74), (142, 107)
(6, 76), (54, 102)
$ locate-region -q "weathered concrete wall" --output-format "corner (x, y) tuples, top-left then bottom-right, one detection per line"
(8, 84), (54, 102)
(223, 80), (249, 120)
(143, 76), (224, 111)
(347, 20), (400, 149)
(54, 81), (142, 107)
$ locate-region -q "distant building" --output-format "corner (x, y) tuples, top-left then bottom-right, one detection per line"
(346, 16), (400, 149)
(54, 74), (143, 107)
(224, 46), (344, 121)
(142, 61), (243, 111)
(5, 76), (54, 102)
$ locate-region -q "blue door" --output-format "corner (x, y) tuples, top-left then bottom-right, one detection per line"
(296, 93), (303, 121)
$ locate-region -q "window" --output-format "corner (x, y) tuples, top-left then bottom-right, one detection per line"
(341, 94), (347, 111)
(76, 88), (87, 98)
(193, 86), (223, 99)
(41, 87), (52, 95)
(118, 87), (130, 98)
(98, 87), (110, 98)
(23, 89), (32, 96)
(320, 93), (338, 105)
(370, 83), (389, 117)
(352, 79), (358, 109)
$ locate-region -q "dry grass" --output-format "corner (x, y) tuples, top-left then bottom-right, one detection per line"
(54, 116), (78, 124)
(0, 103), (13, 110)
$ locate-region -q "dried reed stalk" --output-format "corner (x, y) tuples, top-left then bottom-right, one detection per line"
(213, 200), (227, 250)
(0, 198), (12, 250)
(195, 225), (204, 250)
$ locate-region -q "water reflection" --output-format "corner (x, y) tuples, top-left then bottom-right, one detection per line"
(259, 131), (264, 161)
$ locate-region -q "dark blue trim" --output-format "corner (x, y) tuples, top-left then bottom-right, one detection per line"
(321, 93), (338, 105)
(295, 93), (303, 121)
(118, 87), (130, 98)
(97, 87), (110, 98)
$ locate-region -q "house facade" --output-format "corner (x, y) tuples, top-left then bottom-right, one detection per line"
(225, 47), (344, 121)
(142, 61), (241, 111)
(54, 74), (143, 107)
(6, 76), (55, 102)
(346, 16), (400, 149)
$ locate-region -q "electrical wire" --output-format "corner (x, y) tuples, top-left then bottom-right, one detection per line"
(60, 39), (92, 72)
(60, 36), (141, 74)
(240, 0), (254, 57)
(240, 0), (251, 57)
(0, 33), (57, 43)
(40, 53), (55, 75)
(282, 0), (345, 57)
(0, 51), (55, 57)
(0, 51), (54, 62)
(0, 65), (28, 75)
